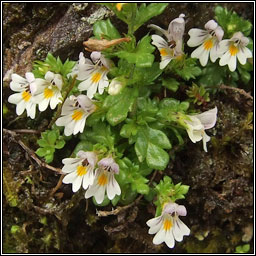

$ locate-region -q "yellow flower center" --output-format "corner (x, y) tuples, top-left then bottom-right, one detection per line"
(22, 90), (31, 102)
(160, 48), (168, 56)
(44, 88), (54, 99)
(91, 72), (102, 83)
(76, 165), (87, 176)
(163, 218), (173, 231)
(116, 3), (127, 11)
(203, 38), (213, 50)
(229, 44), (239, 56)
(72, 110), (83, 121)
(97, 173), (108, 186)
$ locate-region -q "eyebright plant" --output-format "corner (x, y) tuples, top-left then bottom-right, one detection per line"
(7, 3), (252, 249)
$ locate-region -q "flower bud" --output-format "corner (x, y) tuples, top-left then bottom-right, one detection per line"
(108, 78), (125, 95)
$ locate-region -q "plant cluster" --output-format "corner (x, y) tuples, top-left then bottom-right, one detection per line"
(7, 3), (252, 249)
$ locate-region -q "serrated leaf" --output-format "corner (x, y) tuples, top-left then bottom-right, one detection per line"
(133, 3), (168, 32)
(37, 139), (49, 148)
(93, 18), (121, 39)
(120, 123), (138, 138)
(45, 154), (54, 163)
(114, 35), (155, 68)
(47, 130), (57, 145)
(35, 148), (47, 157)
(55, 140), (65, 149)
(162, 77), (179, 92)
(215, 6), (252, 37)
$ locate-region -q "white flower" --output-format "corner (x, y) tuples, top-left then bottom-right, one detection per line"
(187, 20), (224, 66)
(146, 202), (190, 249)
(184, 107), (217, 152)
(33, 71), (63, 111)
(108, 77), (124, 95)
(148, 14), (185, 56)
(8, 72), (37, 119)
(219, 32), (252, 72)
(76, 52), (112, 99)
(85, 157), (121, 204)
(151, 35), (175, 69)
(55, 94), (96, 136)
(62, 151), (98, 192)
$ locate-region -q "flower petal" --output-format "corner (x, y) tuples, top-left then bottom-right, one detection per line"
(72, 175), (83, 192)
(165, 229), (175, 248)
(107, 174), (121, 200)
(78, 79), (93, 92)
(228, 54), (237, 72)
(151, 35), (168, 48)
(45, 71), (55, 81)
(187, 29), (208, 47)
(8, 93), (22, 104)
(94, 184), (106, 204)
(63, 171), (77, 184)
(153, 229), (166, 245)
(219, 51), (231, 66)
(195, 107), (217, 130)
(16, 101), (26, 116)
(202, 131), (211, 152)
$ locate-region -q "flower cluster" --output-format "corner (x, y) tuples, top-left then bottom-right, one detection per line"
(6, 4), (252, 251)
(8, 71), (63, 119)
(149, 16), (252, 72)
(62, 151), (121, 204)
(187, 20), (252, 71)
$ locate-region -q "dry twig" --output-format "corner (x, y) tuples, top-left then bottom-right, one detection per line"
(3, 128), (63, 175)
(96, 170), (158, 217)
(220, 84), (253, 100)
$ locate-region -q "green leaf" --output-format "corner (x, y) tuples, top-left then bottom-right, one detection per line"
(128, 62), (163, 86)
(215, 6), (252, 37)
(45, 154), (54, 163)
(136, 183), (149, 195)
(80, 122), (115, 148)
(114, 35), (155, 68)
(162, 77), (179, 92)
(55, 140), (65, 149)
(111, 195), (120, 206)
(47, 130), (57, 145)
(147, 127), (172, 149)
(198, 62), (226, 87)
(61, 59), (76, 77)
(93, 18), (121, 39)
(37, 139), (48, 148)
(106, 88), (137, 126)
(35, 148), (47, 157)
(133, 3), (168, 32)
(135, 126), (171, 170)
(135, 130), (148, 162)
(73, 141), (93, 155)
(146, 142), (170, 170)
(120, 122), (138, 138)
(169, 56), (201, 80)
